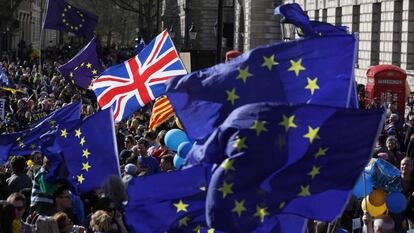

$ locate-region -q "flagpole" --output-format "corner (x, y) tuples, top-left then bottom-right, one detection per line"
(39, 0), (45, 73)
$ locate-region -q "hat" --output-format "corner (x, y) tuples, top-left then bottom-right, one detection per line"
(225, 50), (241, 61)
(124, 163), (137, 175)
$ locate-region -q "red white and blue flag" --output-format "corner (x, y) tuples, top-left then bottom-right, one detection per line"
(92, 30), (187, 122)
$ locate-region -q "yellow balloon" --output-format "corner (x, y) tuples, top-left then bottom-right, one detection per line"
(369, 189), (387, 206)
(175, 117), (184, 130)
(361, 196), (387, 217)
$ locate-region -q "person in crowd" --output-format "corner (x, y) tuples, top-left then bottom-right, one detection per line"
(122, 164), (137, 185)
(6, 192), (33, 233)
(7, 156), (32, 193)
(363, 211), (395, 233)
(118, 135), (135, 165)
(160, 154), (175, 172)
(89, 210), (112, 233)
(143, 131), (157, 155)
(386, 136), (404, 167)
(30, 157), (56, 216)
(100, 176), (127, 211)
(150, 130), (170, 162)
(90, 199), (128, 233)
(0, 200), (16, 233)
(52, 212), (85, 233)
(27, 151), (43, 180)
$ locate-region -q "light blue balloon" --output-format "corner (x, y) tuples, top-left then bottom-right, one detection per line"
(386, 192), (407, 213)
(353, 174), (374, 198)
(336, 228), (349, 233)
(164, 129), (190, 151)
(177, 141), (193, 159)
(173, 155), (185, 169)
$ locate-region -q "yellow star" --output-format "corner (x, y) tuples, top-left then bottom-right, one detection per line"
(92, 69), (98, 75)
(232, 200), (247, 217)
(226, 88), (240, 106)
(251, 120), (268, 136)
(207, 229), (215, 233)
(75, 128), (82, 138)
(61, 13), (65, 17)
(69, 72), (74, 78)
(288, 58), (306, 76)
(221, 159), (236, 173)
(178, 216), (190, 227)
(86, 63), (92, 69)
(279, 114), (298, 132)
(82, 162), (91, 172)
(305, 77), (320, 95)
(18, 141), (26, 148)
(82, 149), (91, 158)
(200, 186), (206, 191)
(80, 137), (86, 146)
(233, 136), (248, 152)
(60, 129), (68, 138)
(276, 134), (286, 149)
(218, 181), (234, 198)
(237, 66), (253, 83)
(308, 166), (321, 179)
(30, 144), (37, 149)
(80, 62), (85, 67)
(303, 126), (321, 143)
(315, 147), (328, 158)
(16, 137), (22, 142)
(254, 206), (269, 223)
(74, 66), (79, 70)
(298, 185), (311, 197)
(77, 174), (85, 184)
(262, 55), (279, 71)
(278, 202), (286, 209)
(193, 225), (202, 233)
(173, 200), (189, 213)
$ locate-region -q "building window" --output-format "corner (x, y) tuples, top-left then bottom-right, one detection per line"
(335, 7), (342, 26)
(314, 9), (319, 21)
(322, 9), (327, 22)
(224, 0), (234, 7)
(370, 3), (381, 66)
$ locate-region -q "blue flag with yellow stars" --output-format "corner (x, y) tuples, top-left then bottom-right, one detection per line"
(125, 165), (222, 233)
(43, 108), (120, 194)
(187, 102), (384, 232)
(0, 102), (81, 163)
(165, 33), (357, 140)
(274, 3), (348, 37)
(43, 0), (98, 39)
(58, 38), (105, 89)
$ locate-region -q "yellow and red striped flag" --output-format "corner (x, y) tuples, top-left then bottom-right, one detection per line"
(149, 96), (175, 130)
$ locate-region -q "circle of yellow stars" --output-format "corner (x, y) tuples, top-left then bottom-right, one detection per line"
(212, 111), (330, 226)
(69, 62), (98, 83)
(225, 56), (321, 108)
(61, 5), (85, 31)
(60, 127), (92, 185)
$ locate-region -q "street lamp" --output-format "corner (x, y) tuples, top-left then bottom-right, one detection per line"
(168, 25), (175, 39)
(189, 24), (197, 40)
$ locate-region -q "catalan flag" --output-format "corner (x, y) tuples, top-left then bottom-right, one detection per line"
(149, 96), (175, 131)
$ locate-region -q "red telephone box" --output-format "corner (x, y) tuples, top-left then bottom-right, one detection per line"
(365, 64), (407, 116)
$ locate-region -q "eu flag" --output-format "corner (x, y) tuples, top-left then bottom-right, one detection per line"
(0, 102), (81, 163)
(274, 3), (348, 37)
(43, 0), (98, 39)
(189, 103), (384, 232)
(58, 38), (104, 89)
(165, 34), (357, 140)
(124, 165), (221, 233)
(42, 108), (120, 194)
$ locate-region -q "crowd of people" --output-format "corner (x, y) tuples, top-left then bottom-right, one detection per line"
(0, 46), (414, 233)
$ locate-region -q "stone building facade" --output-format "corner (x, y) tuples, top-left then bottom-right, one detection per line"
(1, 0), (58, 57)
(234, 0), (414, 88)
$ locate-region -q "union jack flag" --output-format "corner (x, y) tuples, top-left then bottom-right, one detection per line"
(92, 30), (187, 122)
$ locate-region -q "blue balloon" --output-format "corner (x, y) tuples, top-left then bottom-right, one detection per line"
(336, 228), (349, 233)
(164, 129), (190, 151)
(173, 155), (185, 169)
(353, 174), (374, 198)
(386, 192), (407, 213)
(177, 141), (192, 159)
